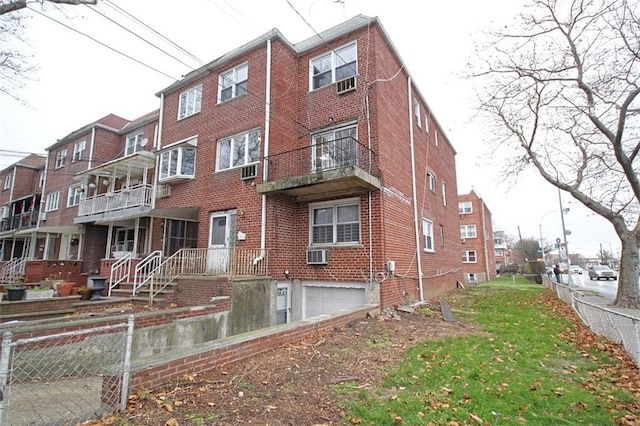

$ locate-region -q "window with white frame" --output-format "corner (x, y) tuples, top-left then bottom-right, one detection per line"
(3, 174), (10, 190)
(159, 145), (196, 181)
(427, 172), (436, 193)
(435, 130), (440, 146)
(467, 273), (477, 283)
(39, 171), (45, 188)
(218, 63), (248, 103)
(458, 201), (472, 214)
(216, 129), (260, 171)
(55, 148), (67, 169)
(495, 249), (504, 256)
(67, 184), (84, 207)
(460, 224), (477, 239)
(463, 250), (477, 263)
(312, 125), (357, 171)
(45, 191), (60, 212)
(424, 113), (430, 133)
(422, 218), (434, 252)
(414, 99), (421, 128)
(178, 84), (202, 120)
(72, 140), (86, 162)
(310, 42), (357, 90)
(125, 132), (145, 156)
(310, 199), (360, 246)
(442, 181), (447, 206)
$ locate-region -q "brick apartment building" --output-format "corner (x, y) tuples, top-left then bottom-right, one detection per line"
(1, 15), (464, 323)
(0, 154), (46, 261)
(458, 190), (496, 285)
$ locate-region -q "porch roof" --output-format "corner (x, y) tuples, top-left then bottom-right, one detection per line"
(13, 225), (84, 236)
(74, 151), (156, 180)
(92, 206), (200, 225)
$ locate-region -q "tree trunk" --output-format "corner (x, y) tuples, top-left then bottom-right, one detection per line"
(614, 234), (640, 308)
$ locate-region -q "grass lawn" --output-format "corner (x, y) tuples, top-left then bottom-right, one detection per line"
(341, 275), (640, 425)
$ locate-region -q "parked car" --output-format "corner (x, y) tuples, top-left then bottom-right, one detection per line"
(569, 266), (583, 275)
(588, 265), (617, 280)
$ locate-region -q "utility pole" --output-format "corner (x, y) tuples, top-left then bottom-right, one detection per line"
(558, 189), (573, 286)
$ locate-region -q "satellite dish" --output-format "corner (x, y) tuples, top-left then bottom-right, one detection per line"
(140, 137), (148, 147)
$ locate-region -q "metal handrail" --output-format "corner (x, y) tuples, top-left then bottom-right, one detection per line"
(133, 250), (162, 296)
(0, 257), (27, 284)
(108, 252), (132, 296)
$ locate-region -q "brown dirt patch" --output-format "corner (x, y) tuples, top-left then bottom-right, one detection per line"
(85, 290), (639, 426)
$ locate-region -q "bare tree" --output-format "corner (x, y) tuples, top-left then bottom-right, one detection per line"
(0, 0), (96, 101)
(474, 0), (640, 308)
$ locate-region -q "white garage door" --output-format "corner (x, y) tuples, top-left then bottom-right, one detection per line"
(304, 285), (366, 318)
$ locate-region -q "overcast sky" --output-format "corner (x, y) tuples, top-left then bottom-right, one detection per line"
(0, 0), (620, 258)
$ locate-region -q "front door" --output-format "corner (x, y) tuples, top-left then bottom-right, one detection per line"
(208, 210), (236, 274)
(276, 282), (291, 324)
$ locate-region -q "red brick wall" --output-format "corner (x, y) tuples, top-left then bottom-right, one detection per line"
(174, 276), (233, 307)
(24, 260), (84, 284)
(458, 191), (496, 282)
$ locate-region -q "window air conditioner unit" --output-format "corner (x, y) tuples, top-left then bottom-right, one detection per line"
(307, 248), (329, 265)
(336, 76), (356, 94)
(241, 164), (257, 180)
(40, 212), (47, 221)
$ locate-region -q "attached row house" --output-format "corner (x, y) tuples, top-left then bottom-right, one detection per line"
(0, 15), (465, 327)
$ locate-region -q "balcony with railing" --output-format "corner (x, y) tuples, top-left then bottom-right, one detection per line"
(0, 210), (39, 233)
(257, 137), (381, 201)
(75, 184), (153, 223)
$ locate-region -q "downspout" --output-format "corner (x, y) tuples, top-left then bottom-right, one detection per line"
(365, 89), (373, 286)
(152, 94), (164, 210)
(253, 38), (271, 265)
(38, 154), (50, 259)
(8, 166), (16, 203)
(481, 197), (490, 280)
(88, 127), (96, 169)
(407, 76), (425, 301)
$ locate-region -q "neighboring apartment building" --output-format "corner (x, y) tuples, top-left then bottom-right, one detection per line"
(4, 15), (464, 322)
(458, 190), (496, 285)
(493, 230), (511, 272)
(0, 154), (46, 263)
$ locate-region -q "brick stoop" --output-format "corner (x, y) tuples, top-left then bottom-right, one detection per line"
(109, 281), (176, 306)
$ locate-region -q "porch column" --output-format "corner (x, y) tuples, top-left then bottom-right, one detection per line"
(133, 217), (140, 257)
(105, 224), (114, 258)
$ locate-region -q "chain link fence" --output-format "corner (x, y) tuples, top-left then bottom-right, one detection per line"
(0, 316), (134, 426)
(543, 277), (640, 367)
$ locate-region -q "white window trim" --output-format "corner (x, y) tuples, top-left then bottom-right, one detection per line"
(215, 129), (261, 172)
(125, 132), (145, 156)
(177, 84), (203, 120)
(442, 181), (447, 206)
(422, 218), (435, 252)
(67, 184), (84, 207)
(217, 63), (248, 103)
(458, 201), (473, 215)
(467, 273), (477, 283)
(45, 191), (60, 212)
(414, 99), (421, 128)
(158, 145), (197, 182)
(72, 140), (86, 163)
(463, 250), (478, 263)
(309, 197), (361, 247)
(309, 41), (357, 91)
(3, 175), (10, 190)
(435, 130), (439, 146)
(55, 148), (67, 169)
(460, 224), (477, 239)
(427, 172), (436, 193)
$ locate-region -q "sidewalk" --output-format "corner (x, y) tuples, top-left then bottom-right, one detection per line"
(572, 289), (640, 319)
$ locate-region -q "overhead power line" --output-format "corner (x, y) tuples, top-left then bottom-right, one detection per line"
(28, 6), (180, 81)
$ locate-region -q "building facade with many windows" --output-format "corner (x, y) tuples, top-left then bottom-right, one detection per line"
(458, 190), (496, 285)
(2, 15), (465, 324)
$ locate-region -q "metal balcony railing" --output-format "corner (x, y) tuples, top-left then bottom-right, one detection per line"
(77, 184), (153, 217)
(0, 211), (39, 232)
(263, 137), (379, 182)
